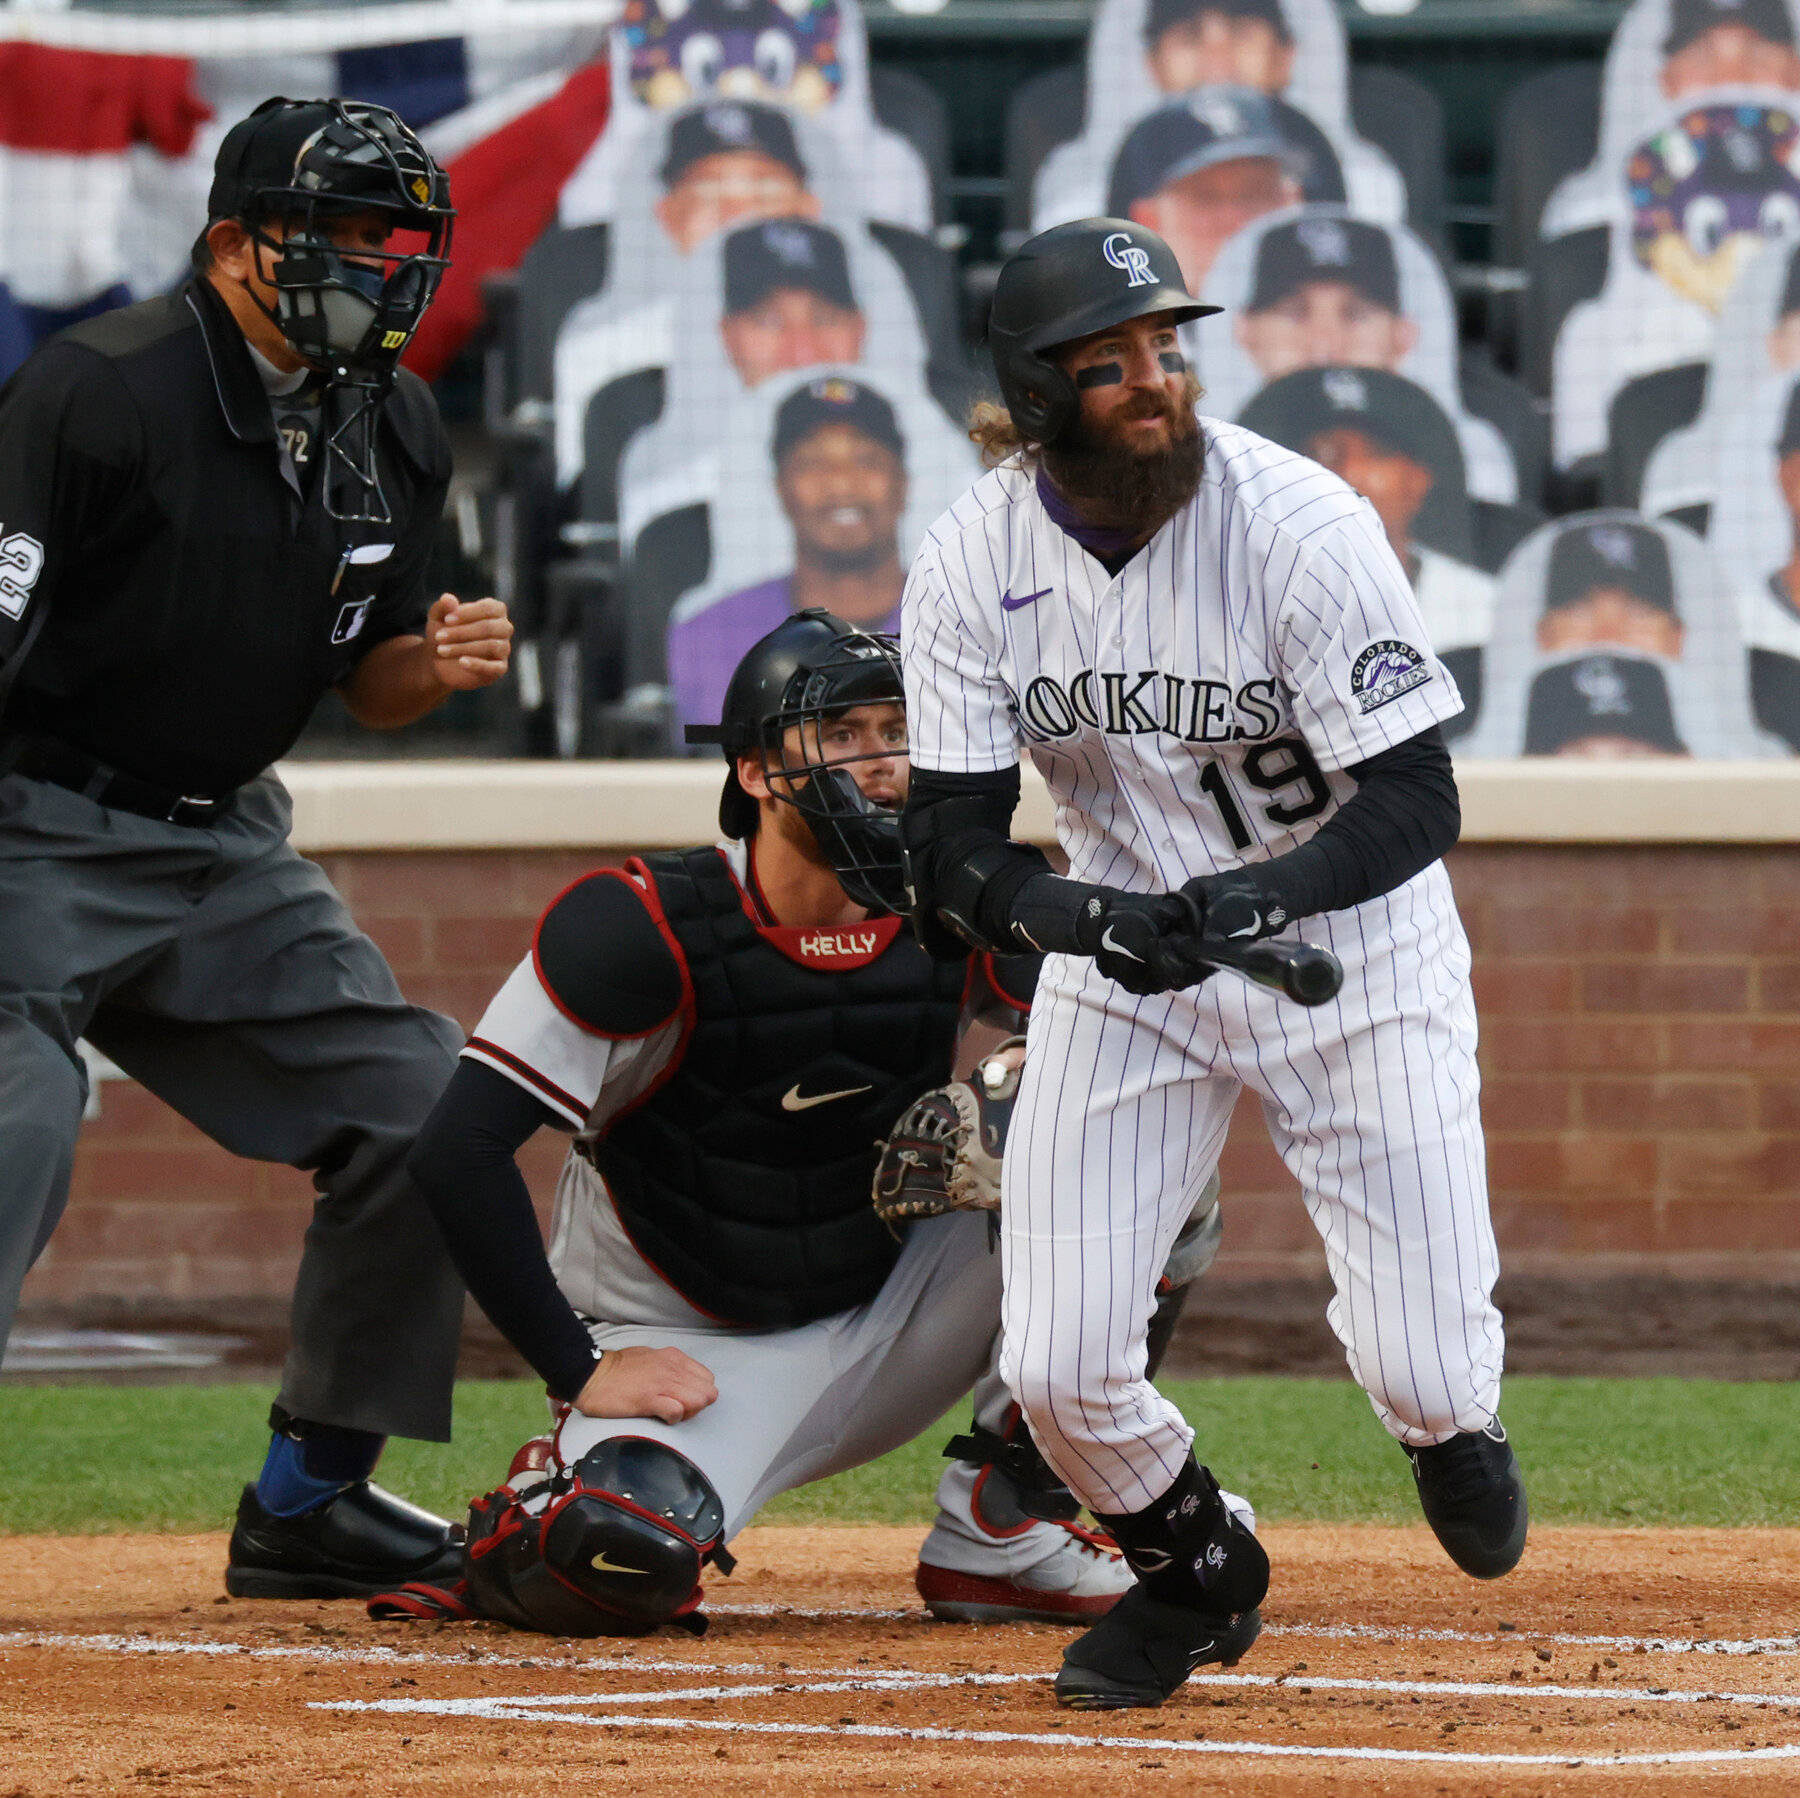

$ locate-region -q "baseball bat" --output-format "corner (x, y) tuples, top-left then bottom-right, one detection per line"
(1192, 937), (1344, 1006)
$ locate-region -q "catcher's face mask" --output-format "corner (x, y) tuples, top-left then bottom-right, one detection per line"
(757, 634), (909, 914)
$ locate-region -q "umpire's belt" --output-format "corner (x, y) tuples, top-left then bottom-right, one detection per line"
(0, 733), (234, 826)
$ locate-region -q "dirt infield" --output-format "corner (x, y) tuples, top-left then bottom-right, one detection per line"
(4, 1526), (1798, 1794)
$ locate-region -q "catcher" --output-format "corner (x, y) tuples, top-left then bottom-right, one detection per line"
(397, 609), (1233, 1636)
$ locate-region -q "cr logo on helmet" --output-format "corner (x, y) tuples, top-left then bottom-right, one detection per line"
(1103, 232), (1156, 288)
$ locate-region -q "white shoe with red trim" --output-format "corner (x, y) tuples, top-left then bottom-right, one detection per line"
(915, 1458), (1135, 1623)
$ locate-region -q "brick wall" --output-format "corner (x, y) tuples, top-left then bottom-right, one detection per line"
(21, 840), (1800, 1316)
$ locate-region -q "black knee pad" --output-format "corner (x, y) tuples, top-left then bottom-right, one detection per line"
(465, 1437), (732, 1637)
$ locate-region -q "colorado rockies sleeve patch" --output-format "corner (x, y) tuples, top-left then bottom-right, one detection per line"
(1350, 640), (1433, 714)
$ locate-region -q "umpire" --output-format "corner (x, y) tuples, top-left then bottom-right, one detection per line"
(0, 98), (513, 1597)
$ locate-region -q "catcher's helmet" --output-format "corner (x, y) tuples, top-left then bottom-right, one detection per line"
(207, 96), (454, 377)
(684, 609), (907, 914)
(987, 217), (1218, 445)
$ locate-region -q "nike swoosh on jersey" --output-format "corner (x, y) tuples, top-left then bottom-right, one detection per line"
(781, 1083), (874, 1111)
(590, 1551), (650, 1575)
(1099, 925), (1143, 962)
(1000, 586), (1052, 611)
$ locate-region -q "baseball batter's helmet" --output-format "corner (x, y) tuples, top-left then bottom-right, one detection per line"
(987, 217), (1218, 445)
(207, 96), (455, 376)
(685, 609), (907, 914)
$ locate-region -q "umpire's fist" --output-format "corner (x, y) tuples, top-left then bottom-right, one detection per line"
(574, 1345), (718, 1424)
(427, 593), (514, 690)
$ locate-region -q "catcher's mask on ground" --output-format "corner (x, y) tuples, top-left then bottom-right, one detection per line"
(685, 608), (908, 914)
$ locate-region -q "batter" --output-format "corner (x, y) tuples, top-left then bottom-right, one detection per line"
(898, 216), (1526, 1711)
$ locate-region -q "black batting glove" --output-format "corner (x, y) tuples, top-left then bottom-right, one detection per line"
(1177, 869), (1288, 943)
(1072, 889), (1202, 996)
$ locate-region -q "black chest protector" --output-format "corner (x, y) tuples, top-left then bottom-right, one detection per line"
(588, 847), (971, 1328)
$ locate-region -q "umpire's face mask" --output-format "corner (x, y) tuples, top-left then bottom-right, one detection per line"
(256, 207), (444, 373)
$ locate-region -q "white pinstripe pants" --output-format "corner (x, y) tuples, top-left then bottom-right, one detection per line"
(999, 892), (1504, 1517)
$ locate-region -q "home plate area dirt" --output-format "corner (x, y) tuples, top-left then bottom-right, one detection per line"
(3, 1526), (1798, 1795)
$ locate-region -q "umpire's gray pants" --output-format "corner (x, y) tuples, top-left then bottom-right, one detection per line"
(0, 770), (464, 1441)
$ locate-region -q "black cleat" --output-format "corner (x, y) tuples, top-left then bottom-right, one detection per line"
(1054, 1585), (1263, 1709)
(225, 1481), (464, 1600)
(1405, 1421), (1529, 1579)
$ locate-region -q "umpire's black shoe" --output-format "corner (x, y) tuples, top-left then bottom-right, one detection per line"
(1405, 1421), (1529, 1580)
(1055, 1585), (1262, 1710)
(225, 1482), (464, 1600)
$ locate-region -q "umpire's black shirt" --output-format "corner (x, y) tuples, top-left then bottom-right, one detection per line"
(0, 278), (450, 797)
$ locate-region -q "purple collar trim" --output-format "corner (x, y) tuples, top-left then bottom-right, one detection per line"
(1035, 467), (1143, 562)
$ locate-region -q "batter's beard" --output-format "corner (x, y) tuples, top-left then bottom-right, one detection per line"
(1042, 383), (1205, 537)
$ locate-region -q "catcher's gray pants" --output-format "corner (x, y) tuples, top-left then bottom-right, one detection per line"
(553, 1211), (1009, 1541)
(0, 770), (465, 1440)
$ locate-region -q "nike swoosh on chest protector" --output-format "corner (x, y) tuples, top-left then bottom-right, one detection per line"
(782, 1083), (874, 1111)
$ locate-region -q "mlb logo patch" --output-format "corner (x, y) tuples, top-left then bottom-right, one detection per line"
(331, 598), (373, 645)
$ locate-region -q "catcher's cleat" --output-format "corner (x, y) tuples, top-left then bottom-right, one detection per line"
(225, 1481), (464, 1600)
(1054, 1586), (1263, 1709)
(1404, 1421), (1529, 1579)
(915, 1449), (1132, 1623)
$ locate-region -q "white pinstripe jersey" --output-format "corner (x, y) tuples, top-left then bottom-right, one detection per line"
(902, 420), (1467, 898)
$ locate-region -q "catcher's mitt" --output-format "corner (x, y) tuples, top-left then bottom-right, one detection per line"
(871, 1036), (1024, 1228)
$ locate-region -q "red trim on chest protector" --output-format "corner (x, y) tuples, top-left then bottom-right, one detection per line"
(529, 863), (695, 1042)
(721, 843), (902, 969)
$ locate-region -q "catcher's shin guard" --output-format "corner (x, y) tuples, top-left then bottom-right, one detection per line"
(943, 1401), (1082, 1525)
(1145, 1174), (1223, 1378)
(463, 1436), (734, 1637)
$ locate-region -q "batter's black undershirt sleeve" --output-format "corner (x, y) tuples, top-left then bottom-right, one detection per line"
(407, 1060), (600, 1403)
(1237, 724), (1460, 921)
(902, 764), (1050, 952)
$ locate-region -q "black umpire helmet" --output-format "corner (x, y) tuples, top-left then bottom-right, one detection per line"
(987, 217), (1218, 445)
(205, 96), (455, 377)
(684, 609), (908, 914)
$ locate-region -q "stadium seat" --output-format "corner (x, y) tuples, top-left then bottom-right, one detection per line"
(625, 503), (713, 696)
(1519, 224), (1608, 399)
(869, 64), (954, 231)
(1003, 64), (1083, 240)
(1602, 362), (1709, 510)
(497, 221), (613, 413)
(1459, 349), (1551, 512)
(1471, 497), (1546, 575)
(1346, 65), (1447, 252)
(580, 367), (668, 530)
(1490, 62), (1603, 271)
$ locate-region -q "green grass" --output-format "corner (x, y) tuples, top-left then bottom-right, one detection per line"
(2, 1377), (1795, 1536)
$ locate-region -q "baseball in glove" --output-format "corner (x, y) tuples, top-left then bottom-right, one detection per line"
(872, 1036), (1025, 1230)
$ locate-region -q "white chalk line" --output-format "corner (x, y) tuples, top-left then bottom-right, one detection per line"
(320, 1664), (1800, 1713)
(306, 1700), (1800, 1769)
(710, 1605), (1800, 1656)
(5, 1623), (1798, 1671)
(6, 1629), (1794, 1766)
